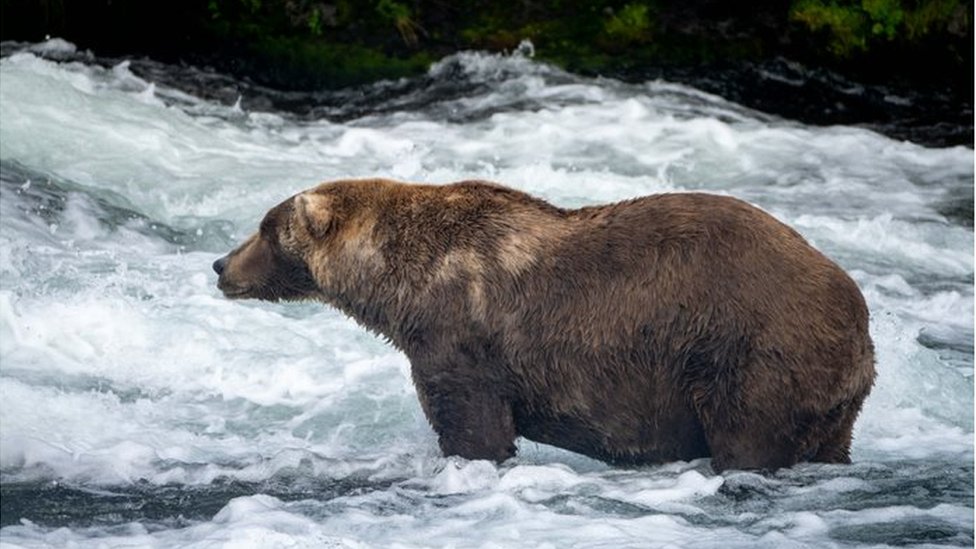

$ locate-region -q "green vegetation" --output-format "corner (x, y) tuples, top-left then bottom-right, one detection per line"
(603, 3), (654, 44)
(245, 36), (433, 88)
(790, 0), (968, 55)
(196, 0), (438, 87)
(0, 0), (971, 90)
(376, 0), (423, 46)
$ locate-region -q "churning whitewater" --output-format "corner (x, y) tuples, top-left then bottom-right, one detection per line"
(0, 39), (972, 548)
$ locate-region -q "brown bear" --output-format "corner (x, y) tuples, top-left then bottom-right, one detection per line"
(213, 178), (875, 472)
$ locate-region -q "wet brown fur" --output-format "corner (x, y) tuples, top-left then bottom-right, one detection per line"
(215, 178), (876, 472)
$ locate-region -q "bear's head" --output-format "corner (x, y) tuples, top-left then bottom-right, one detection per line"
(213, 188), (335, 302)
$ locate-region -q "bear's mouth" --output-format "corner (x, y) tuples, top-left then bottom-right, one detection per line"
(217, 281), (254, 299)
(222, 288), (251, 299)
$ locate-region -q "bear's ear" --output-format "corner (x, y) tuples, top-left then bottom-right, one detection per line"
(293, 191), (334, 240)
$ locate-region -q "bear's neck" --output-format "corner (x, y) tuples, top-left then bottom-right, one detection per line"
(315, 243), (434, 353)
(316, 183), (566, 355)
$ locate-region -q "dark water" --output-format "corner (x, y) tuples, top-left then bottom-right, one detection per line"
(3, 460), (971, 546)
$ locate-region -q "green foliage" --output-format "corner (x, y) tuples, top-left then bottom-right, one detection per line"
(307, 7), (322, 36)
(376, 0), (422, 46)
(46, 0), (965, 91)
(376, 0), (410, 22)
(791, 0), (868, 54)
(241, 0), (261, 13)
(903, 0), (967, 38)
(862, 0), (904, 38)
(790, 0), (967, 56)
(604, 3), (653, 44)
(252, 35), (433, 87)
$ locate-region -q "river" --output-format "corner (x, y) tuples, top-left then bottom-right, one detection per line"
(0, 39), (972, 548)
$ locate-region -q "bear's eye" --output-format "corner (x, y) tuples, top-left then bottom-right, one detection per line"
(258, 200), (298, 246)
(259, 209), (285, 243)
(260, 215), (301, 257)
(259, 217), (274, 238)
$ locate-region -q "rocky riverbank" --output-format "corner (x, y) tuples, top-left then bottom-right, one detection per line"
(1, 0), (971, 147)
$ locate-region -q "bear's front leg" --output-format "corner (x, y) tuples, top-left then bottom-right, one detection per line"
(415, 377), (517, 462)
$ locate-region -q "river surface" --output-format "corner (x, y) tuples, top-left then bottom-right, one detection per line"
(0, 39), (972, 548)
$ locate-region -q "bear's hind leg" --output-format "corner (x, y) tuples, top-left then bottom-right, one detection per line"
(705, 418), (799, 473)
(687, 354), (800, 473)
(417, 380), (517, 462)
(807, 390), (870, 464)
(703, 390), (869, 472)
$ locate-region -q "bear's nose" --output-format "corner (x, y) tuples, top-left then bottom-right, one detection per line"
(212, 255), (229, 275)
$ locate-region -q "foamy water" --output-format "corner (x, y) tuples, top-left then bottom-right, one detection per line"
(0, 40), (972, 548)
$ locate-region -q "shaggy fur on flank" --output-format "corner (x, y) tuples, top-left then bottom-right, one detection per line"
(214, 179), (875, 472)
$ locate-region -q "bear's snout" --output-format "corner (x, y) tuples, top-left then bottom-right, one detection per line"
(212, 255), (229, 276)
